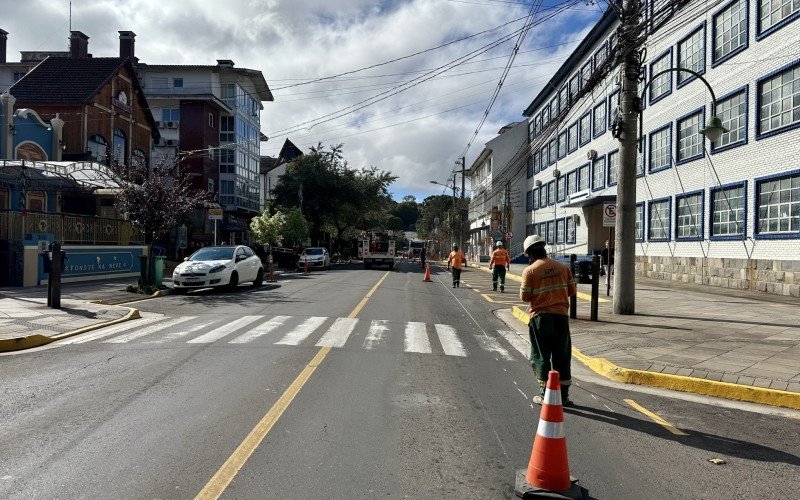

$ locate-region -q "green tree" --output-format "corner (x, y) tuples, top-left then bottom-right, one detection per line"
(385, 215), (404, 232)
(391, 195), (420, 231)
(281, 207), (310, 248)
(250, 210), (284, 247)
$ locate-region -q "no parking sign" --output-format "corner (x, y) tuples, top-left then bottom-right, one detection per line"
(603, 202), (617, 227)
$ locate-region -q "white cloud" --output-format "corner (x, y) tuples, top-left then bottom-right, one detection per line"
(3, 0), (601, 198)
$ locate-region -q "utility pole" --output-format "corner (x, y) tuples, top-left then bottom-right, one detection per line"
(459, 156), (466, 250)
(612, 0), (641, 315)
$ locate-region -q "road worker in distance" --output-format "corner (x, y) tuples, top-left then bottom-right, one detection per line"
(489, 240), (510, 292)
(447, 243), (465, 288)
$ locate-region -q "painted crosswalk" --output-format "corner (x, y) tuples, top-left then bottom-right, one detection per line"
(56, 313), (529, 360)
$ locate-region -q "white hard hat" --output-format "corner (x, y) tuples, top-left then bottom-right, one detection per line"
(495, 241), (503, 247)
(523, 234), (546, 253)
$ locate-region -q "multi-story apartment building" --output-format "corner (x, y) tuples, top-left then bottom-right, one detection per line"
(467, 121), (528, 260)
(523, 1), (800, 296)
(130, 32), (273, 243)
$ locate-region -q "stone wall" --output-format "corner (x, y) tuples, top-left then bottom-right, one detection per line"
(635, 256), (800, 298)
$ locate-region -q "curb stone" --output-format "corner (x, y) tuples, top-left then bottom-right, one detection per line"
(0, 307), (141, 353)
(510, 306), (800, 411)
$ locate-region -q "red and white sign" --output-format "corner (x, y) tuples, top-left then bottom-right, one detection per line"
(603, 202), (617, 227)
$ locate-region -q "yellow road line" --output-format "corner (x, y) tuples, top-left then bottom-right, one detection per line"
(624, 399), (687, 436)
(195, 271), (391, 500)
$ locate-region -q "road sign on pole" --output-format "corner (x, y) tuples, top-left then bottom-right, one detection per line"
(208, 208), (223, 221)
(603, 202), (617, 227)
(505, 231), (513, 239)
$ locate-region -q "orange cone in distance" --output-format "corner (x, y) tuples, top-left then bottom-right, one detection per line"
(423, 264), (432, 282)
(514, 370), (584, 499)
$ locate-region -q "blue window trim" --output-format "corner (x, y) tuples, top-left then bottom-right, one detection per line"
(674, 189), (705, 241)
(636, 136), (646, 178)
(676, 22), (707, 89)
(709, 180), (748, 240)
(648, 197), (672, 242)
(593, 100), (607, 138)
(648, 123), (672, 174)
(580, 60), (593, 91)
(557, 176), (567, 202)
(556, 218), (566, 244)
(756, 0), (800, 39)
(711, 85), (749, 154)
(635, 202), (645, 242)
(548, 180), (556, 206)
(755, 58), (800, 140)
(548, 139), (558, 166)
(607, 88), (620, 129)
(532, 188), (539, 210)
(566, 216), (577, 244)
(527, 155), (533, 179)
(569, 73), (580, 98)
(567, 122), (579, 153)
(606, 148), (619, 187)
(591, 156), (606, 192)
(753, 168), (800, 239)
(579, 111), (592, 146)
(711, 0), (749, 68)
(578, 163), (590, 192)
(649, 48), (673, 105)
(566, 170), (578, 195)
(675, 106), (706, 165)
(558, 130), (568, 160)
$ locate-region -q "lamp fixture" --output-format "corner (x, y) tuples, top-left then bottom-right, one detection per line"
(700, 115), (728, 143)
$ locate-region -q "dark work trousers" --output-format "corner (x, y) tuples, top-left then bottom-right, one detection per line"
(528, 313), (572, 393)
(451, 267), (462, 286)
(492, 265), (507, 290)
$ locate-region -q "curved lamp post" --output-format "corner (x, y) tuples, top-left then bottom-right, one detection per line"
(638, 67), (728, 148)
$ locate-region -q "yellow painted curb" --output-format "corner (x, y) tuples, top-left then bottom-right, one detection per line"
(0, 308), (141, 353)
(510, 306), (800, 410)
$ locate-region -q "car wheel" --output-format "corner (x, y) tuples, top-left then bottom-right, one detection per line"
(227, 272), (239, 291)
(254, 268), (264, 287)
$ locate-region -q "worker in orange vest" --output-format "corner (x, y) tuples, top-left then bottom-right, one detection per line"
(489, 240), (511, 292)
(447, 243), (465, 288)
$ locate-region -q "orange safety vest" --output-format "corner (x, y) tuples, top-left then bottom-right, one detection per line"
(448, 250), (465, 269)
(519, 258), (577, 316)
(489, 248), (510, 268)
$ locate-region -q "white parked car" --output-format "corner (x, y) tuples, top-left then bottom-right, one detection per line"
(173, 245), (263, 293)
(297, 247), (331, 271)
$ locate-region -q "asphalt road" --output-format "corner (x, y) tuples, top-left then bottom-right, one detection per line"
(1, 261), (798, 499)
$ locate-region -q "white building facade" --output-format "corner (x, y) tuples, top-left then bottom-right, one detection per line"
(524, 0), (800, 296)
(468, 121), (528, 260)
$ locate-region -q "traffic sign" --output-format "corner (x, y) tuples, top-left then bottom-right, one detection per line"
(177, 224), (187, 249)
(506, 231), (513, 239)
(208, 208), (223, 221)
(603, 202), (617, 227)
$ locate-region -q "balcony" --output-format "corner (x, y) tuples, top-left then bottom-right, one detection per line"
(0, 210), (144, 245)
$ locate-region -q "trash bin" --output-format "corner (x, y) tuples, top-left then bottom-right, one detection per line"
(154, 256), (165, 286)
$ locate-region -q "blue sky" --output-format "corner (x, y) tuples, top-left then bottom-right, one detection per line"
(3, 0), (604, 201)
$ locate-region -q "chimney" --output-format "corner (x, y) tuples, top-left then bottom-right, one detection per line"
(69, 30), (89, 58)
(119, 30), (136, 62)
(0, 29), (8, 64)
(216, 59), (234, 69)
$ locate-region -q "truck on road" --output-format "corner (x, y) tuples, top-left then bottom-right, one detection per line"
(360, 231), (396, 270)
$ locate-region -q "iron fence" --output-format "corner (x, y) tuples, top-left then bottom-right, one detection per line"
(0, 210), (144, 245)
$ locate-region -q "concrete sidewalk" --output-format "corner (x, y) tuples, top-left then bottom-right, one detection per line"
(0, 280), (144, 352)
(467, 262), (800, 408)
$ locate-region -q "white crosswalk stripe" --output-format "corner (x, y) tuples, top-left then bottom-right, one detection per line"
(404, 321), (431, 354)
(145, 319), (219, 344)
(104, 316), (195, 343)
(229, 315), (291, 344)
(363, 319), (389, 349)
(60, 314), (523, 362)
(59, 316), (164, 344)
(475, 333), (515, 361)
(275, 316), (327, 345)
(435, 324), (467, 357)
(187, 316), (263, 343)
(315, 317), (358, 348)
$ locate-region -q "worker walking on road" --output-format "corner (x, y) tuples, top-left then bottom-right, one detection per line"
(489, 240), (510, 292)
(447, 243), (465, 288)
(519, 234), (577, 407)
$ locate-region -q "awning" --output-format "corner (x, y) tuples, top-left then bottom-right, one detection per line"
(222, 214), (249, 232)
(561, 194), (616, 208)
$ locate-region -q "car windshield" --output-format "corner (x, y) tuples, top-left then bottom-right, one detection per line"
(305, 248), (324, 255)
(189, 247), (235, 261)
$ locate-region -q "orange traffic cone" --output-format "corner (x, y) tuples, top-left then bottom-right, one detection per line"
(423, 264), (432, 282)
(514, 370), (583, 499)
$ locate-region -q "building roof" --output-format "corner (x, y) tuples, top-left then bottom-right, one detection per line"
(259, 156), (278, 174)
(8, 56), (159, 135)
(136, 62), (274, 102)
(523, 8), (616, 117)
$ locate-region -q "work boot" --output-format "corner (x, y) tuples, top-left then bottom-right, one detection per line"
(493, 284), (497, 291)
(500, 286), (504, 293)
(453, 283), (456, 288)
(532, 387), (545, 405)
(561, 386), (575, 408)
